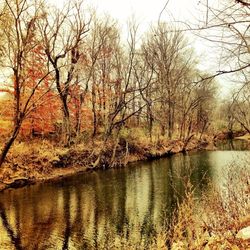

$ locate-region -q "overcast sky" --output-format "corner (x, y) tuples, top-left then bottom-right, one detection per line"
(45, 0), (234, 97)
(47, 0), (210, 63)
(49, 0), (202, 21)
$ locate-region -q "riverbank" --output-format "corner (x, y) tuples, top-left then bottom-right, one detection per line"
(0, 131), (247, 192)
(0, 134), (249, 249)
(0, 135), (213, 192)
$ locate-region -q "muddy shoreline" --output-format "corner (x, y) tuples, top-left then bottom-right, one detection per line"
(0, 131), (247, 192)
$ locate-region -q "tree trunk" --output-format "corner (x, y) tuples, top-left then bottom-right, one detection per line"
(92, 82), (97, 137)
(168, 108), (172, 139)
(147, 105), (153, 140)
(137, 100), (141, 126)
(75, 93), (83, 137)
(168, 96), (172, 140)
(61, 97), (71, 146)
(0, 72), (22, 167)
(0, 125), (20, 168)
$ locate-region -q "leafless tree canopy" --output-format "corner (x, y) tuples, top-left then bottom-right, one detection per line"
(0, 0), (249, 167)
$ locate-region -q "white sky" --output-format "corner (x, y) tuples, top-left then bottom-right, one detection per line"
(88, 0), (201, 24)
(79, 0), (231, 96)
(48, 0), (201, 20)
(0, 0), (235, 99)
(46, 0), (234, 97)
(44, 0), (234, 98)
(48, 0), (209, 63)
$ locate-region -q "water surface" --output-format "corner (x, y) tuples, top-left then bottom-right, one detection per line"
(0, 140), (249, 249)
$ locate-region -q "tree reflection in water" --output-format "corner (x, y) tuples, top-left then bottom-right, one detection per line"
(0, 202), (22, 250)
(0, 151), (216, 249)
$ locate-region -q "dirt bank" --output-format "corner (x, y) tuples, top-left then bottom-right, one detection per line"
(0, 134), (232, 192)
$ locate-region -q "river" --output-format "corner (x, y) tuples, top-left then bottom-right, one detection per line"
(0, 139), (249, 249)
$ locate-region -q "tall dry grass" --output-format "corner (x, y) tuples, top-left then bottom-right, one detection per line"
(168, 161), (250, 249)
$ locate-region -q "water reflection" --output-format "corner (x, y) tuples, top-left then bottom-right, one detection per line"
(215, 139), (249, 151)
(0, 146), (246, 249)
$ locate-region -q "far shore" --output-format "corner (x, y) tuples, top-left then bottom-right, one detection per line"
(0, 131), (248, 192)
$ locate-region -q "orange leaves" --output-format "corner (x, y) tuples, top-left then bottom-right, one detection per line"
(18, 88), (61, 136)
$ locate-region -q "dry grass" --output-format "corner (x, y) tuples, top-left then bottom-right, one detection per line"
(236, 133), (250, 140)
(0, 139), (67, 182)
(168, 162), (250, 249)
(83, 230), (167, 250)
(0, 119), (12, 134)
(8, 139), (62, 163)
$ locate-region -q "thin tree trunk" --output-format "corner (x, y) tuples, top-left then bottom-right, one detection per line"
(92, 83), (97, 137)
(0, 125), (20, 168)
(61, 97), (71, 146)
(0, 71), (22, 167)
(75, 93), (83, 136)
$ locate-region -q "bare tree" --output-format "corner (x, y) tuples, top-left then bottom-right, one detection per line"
(195, 0), (249, 80)
(230, 83), (250, 133)
(196, 0), (250, 133)
(142, 23), (194, 139)
(83, 15), (120, 137)
(39, 0), (91, 145)
(0, 0), (51, 167)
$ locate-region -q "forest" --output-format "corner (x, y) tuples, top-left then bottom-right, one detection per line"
(0, 0), (249, 249)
